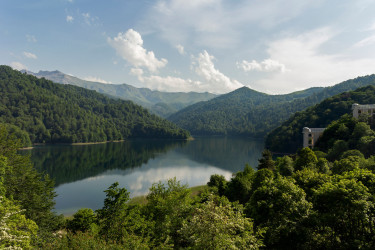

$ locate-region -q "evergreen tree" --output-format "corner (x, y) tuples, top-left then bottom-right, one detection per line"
(257, 149), (275, 170)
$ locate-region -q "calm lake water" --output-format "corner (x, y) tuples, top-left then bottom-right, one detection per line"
(25, 137), (264, 215)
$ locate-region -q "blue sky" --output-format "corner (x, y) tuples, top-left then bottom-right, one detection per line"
(2, 0), (375, 94)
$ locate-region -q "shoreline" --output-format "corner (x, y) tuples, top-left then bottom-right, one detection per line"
(19, 140), (126, 150)
(20, 137), (193, 150)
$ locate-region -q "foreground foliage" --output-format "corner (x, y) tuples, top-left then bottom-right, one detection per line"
(0, 125), (62, 248)
(2, 112), (375, 248)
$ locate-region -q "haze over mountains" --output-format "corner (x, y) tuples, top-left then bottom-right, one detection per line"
(1, 66), (189, 145)
(266, 85), (375, 153)
(169, 74), (375, 137)
(21, 68), (375, 140)
(23, 70), (217, 118)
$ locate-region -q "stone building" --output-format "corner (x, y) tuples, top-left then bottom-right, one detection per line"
(352, 103), (375, 121)
(302, 127), (326, 148)
(302, 103), (375, 148)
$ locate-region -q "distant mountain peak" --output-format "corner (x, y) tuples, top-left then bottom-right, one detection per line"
(25, 69), (217, 117)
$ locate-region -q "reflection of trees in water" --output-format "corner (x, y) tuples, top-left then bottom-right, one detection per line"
(177, 137), (264, 172)
(23, 137), (264, 188)
(26, 140), (186, 187)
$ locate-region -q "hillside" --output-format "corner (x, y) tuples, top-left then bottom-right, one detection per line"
(0, 65), (189, 144)
(168, 74), (375, 137)
(265, 85), (375, 153)
(24, 70), (217, 117)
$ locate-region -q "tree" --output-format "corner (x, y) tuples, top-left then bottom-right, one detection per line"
(276, 155), (294, 176)
(67, 208), (97, 233)
(358, 135), (375, 157)
(327, 140), (348, 161)
(145, 178), (192, 248)
(313, 178), (374, 249)
(225, 165), (255, 204)
(0, 124), (58, 237)
(179, 194), (263, 249)
(246, 176), (312, 248)
(96, 182), (150, 247)
(96, 182), (129, 239)
(292, 168), (330, 200)
(257, 150), (275, 170)
(207, 174), (227, 196)
(0, 196), (39, 249)
(0, 156), (38, 249)
(294, 147), (318, 171)
(331, 156), (361, 175)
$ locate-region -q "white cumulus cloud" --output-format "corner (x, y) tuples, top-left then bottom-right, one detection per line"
(176, 44), (185, 55)
(130, 68), (144, 77)
(252, 27), (375, 93)
(139, 75), (204, 93)
(131, 67), (204, 92)
(23, 52), (37, 59)
(237, 59), (286, 73)
(10, 62), (27, 71)
(83, 76), (112, 84)
(128, 50), (244, 93)
(193, 50), (243, 93)
(108, 29), (168, 72)
(66, 15), (74, 23)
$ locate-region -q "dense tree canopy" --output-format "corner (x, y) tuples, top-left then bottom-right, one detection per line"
(0, 65), (189, 146)
(207, 115), (375, 248)
(2, 66), (375, 248)
(2, 111), (375, 248)
(169, 75), (375, 137)
(26, 69), (217, 118)
(0, 125), (62, 247)
(266, 85), (375, 153)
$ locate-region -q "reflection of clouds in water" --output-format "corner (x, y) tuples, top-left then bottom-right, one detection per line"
(54, 164), (231, 215)
(84, 175), (107, 182)
(126, 166), (232, 197)
(53, 138), (263, 216)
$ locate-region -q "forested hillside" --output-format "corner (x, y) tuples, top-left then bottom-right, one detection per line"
(0, 66), (189, 145)
(25, 70), (217, 117)
(169, 74), (375, 137)
(266, 85), (375, 153)
(2, 100), (375, 249)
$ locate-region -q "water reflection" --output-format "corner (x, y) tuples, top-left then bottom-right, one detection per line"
(26, 137), (264, 215)
(177, 136), (264, 171)
(28, 139), (186, 186)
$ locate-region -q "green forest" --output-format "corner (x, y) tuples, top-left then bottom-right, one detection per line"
(169, 74), (375, 137)
(1, 111), (374, 249)
(1, 65), (375, 248)
(266, 85), (375, 153)
(0, 65), (189, 146)
(25, 69), (217, 118)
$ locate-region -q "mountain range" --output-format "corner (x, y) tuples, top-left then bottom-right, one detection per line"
(1, 65), (189, 145)
(168, 74), (375, 137)
(22, 70), (216, 117)
(21, 68), (375, 141)
(265, 85), (375, 153)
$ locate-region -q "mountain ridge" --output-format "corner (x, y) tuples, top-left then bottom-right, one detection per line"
(1, 65), (189, 144)
(23, 69), (217, 117)
(265, 85), (375, 153)
(168, 74), (375, 137)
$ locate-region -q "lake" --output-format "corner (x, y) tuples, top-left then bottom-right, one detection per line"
(25, 137), (264, 215)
